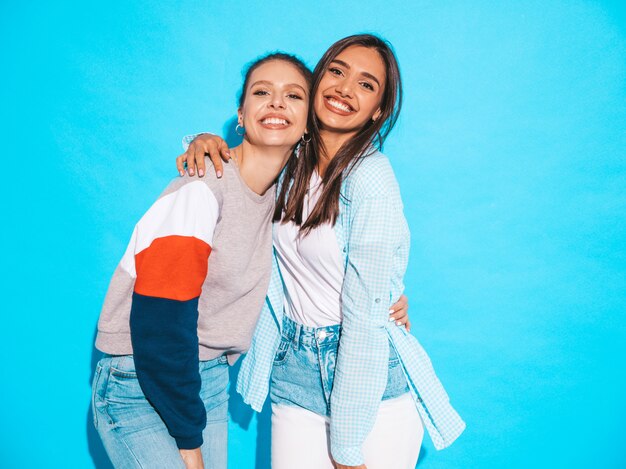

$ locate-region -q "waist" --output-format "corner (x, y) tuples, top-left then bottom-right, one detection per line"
(281, 314), (341, 348)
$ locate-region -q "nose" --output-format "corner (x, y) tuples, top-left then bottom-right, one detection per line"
(335, 79), (354, 98)
(269, 94), (286, 109)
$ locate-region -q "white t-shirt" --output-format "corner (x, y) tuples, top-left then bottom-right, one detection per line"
(273, 171), (344, 327)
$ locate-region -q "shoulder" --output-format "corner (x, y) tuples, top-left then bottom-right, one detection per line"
(343, 151), (400, 200)
(159, 159), (225, 207)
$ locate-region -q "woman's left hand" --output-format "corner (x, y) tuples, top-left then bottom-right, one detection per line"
(389, 294), (410, 332)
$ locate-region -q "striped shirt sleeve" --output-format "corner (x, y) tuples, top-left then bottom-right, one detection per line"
(120, 179), (220, 449)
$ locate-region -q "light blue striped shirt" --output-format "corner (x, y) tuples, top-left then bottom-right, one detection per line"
(236, 151), (466, 466)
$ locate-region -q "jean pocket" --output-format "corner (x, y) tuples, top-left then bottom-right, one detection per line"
(388, 344), (401, 367)
(109, 355), (137, 379)
(389, 356), (401, 367)
(104, 375), (154, 431)
(273, 337), (292, 366)
(200, 358), (229, 404)
(383, 347), (409, 400)
(105, 358), (145, 408)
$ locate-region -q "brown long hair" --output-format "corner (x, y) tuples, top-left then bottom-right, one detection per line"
(274, 34), (403, 232)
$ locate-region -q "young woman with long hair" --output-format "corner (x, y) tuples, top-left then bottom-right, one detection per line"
(92, 53), (313, 469)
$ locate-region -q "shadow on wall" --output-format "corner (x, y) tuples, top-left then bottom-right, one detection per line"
(228, 359), (272, 469)
(417, 446), (427, 466)
(87, 327), (114, 469)
(222, 116), (244, 150)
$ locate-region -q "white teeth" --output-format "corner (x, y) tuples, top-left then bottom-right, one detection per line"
(327, 98), (352, 112)
(261, 117), (288, 125)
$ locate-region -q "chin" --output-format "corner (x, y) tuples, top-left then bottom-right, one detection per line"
(319, 121), (356, 134)
(258, 137), (297, 148)
(318, 114), (355, 132)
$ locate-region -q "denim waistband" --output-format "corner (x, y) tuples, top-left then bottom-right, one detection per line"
(101, 353), (228, 367)
(281, 314), (341, 348)
(271, 314), (409, 415)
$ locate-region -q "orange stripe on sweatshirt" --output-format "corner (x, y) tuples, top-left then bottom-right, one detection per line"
(134, 235), (211, 301)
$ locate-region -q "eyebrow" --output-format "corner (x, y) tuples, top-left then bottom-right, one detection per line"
(250, 80), (308, 95)
(330, 59), (381, 87)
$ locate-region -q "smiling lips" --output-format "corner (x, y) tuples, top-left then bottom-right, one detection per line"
(324, 96), (356, 116)
(260, 114), (290, 129)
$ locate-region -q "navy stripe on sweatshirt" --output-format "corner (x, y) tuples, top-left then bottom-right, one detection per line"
(130, 292), (205, 449)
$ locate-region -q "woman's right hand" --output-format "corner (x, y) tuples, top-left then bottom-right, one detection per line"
(179, 448), (205, 469)
(177, 134), (231, 178)
(389, 294), (411, 332)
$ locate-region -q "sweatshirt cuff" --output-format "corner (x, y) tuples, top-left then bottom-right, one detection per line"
(331, 444), (363, 466)
(175, 434), (203, 450)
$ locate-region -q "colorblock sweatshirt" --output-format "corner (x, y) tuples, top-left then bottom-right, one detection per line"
(95, 160), (275, 449)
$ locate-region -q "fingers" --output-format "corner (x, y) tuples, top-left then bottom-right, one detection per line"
(196, 138), (226, 178)
(207, 144), (224, 178)
(389, 300), (409, 327)
(190, 134), (231, 178)
(207, 140), (233, 178)
(187, 144), (198, 177)
(389, 309), (410, 331)
(195, 145), (206, 178)
(393, 294), (408, 309)
(176, 153), (187, 177)
(389, 294), (409, 326)
(218, 141), (231, 163)
(195, 135), (227, 178)
(389, 309), (408, 326)
(180, 134), (231, 179)
(188, 140), (207, 177)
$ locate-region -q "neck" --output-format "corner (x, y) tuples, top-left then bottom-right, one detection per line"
(317, 128), (357, 177)
(234, 139), (293, 195)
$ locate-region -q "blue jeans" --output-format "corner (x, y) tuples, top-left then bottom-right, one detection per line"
(270, 315), (409, 417)
(92, 354), (229, 469)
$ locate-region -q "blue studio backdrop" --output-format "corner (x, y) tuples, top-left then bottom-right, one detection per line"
(1, 1), (625, 468)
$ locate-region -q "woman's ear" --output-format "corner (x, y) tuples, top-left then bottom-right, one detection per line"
(237, 109), (243, 126)
(372, 108), (382, 122)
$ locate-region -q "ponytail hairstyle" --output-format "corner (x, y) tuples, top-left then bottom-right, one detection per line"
(274, 34), (403, 232)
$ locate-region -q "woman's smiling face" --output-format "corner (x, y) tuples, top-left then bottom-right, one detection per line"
(313, 45), (386, 135)
(238, 60), (309, 149)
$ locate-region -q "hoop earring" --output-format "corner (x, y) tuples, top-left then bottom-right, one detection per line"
(236, 124), (245, 136)
(300, 133), (311, 144)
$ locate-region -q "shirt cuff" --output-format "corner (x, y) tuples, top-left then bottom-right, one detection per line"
(331, 444), (363, 466)
(175, 433), (203, 450)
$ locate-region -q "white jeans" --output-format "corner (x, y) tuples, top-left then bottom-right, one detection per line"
(271, 393), (424, 469)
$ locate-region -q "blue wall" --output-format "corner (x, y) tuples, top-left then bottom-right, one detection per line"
(1, 1), (625, 468)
